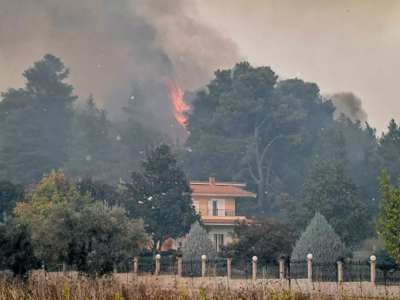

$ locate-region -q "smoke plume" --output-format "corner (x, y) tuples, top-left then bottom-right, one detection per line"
(328, 92), (368, 123)
(0, 0), (242, 134)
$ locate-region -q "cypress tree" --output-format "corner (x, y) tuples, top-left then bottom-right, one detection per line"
(182, 222), (217, 260)
(291, 213), (346, 262)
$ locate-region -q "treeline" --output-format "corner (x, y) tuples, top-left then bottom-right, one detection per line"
(0, 54), (162, 185)
(1, 54), (400, 251)
(184, 62), (400, 248)
(0, 144), (198, 277)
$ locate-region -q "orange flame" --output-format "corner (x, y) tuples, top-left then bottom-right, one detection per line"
(166, 76), (190, 128)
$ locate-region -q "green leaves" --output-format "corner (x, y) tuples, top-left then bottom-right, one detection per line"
(123, 144), (200, 251)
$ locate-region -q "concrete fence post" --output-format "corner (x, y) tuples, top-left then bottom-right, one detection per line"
(155, 254), (161, 276)
(201, 255), (207, 277)
(337, 261), (343, 283)
(177, 257), (183, 277)
(279, 259), (285, 280)
(133, 258), (138, 275)
(370, 255), (377, 285)
(307, 254), (313, 283)
(227, 258), (232, 279)
(252, 256), (258, 281)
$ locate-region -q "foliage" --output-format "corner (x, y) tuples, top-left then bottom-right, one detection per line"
(76, 176), (124, 207)
(291, 213), (347, 262)
(0, 54), (76, 183)
(123, 143), (200, 254)
(0, 218), (39, 277)
(14, 169), (150, 276)
(0, 180), (25, 218)
(182, 222), (216, 260)
(376, 170), (400, 261)
(65, 95), (117, 182)
(283, 158), (371, 247)
(226, 219), (298, 260)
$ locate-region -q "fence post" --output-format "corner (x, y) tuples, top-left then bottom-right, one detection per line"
(337, 261), (343, 283)
(134, 258), (138, 275)
(177, 257), (183, 277)
(202, 255), (206, 277)
(370, 255), (376, 285)
(279, 259), (285, 280)
(252, 256), (258, 280)
(307, 254), (313, 283)
(227, 258), (232, 279)
(156, 254), (161, 276)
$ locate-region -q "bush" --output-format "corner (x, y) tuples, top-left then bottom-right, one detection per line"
(226, 219), (298, 260)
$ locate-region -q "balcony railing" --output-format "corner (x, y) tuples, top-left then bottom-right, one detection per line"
(197, 209), (236, 217)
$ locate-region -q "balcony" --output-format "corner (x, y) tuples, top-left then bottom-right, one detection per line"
(198, 209), (236, 217)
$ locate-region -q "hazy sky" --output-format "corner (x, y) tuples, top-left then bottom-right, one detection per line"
(1, 0), (399, 132)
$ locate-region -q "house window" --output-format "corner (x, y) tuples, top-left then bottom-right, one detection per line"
(192, 200), (199, 213)
(212, 200), (218, 216)
(214, 234), (224, 252)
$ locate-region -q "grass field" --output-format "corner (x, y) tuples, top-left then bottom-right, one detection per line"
(0, 276), (397, 300)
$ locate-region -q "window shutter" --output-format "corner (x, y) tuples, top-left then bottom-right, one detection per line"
(217, 199), (225, 216)
(208, 200), (213, 216)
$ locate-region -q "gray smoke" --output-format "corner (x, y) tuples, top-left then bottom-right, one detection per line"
(0, 0), (242, 132)
(328, 92), (368, 123)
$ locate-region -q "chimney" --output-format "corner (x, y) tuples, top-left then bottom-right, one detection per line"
(209, 177), (215, 185)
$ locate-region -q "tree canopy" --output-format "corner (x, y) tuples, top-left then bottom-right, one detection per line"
(123, 143), (200, 255)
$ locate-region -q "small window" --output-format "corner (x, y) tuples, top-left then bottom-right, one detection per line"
(214, 234), (224, 252)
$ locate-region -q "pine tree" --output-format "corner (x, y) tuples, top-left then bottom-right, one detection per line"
(291, 213), (346, 262)
(0, 54), (76, 183)
(64, 95), (116, 182)
(123, 143), (200, 256)
(182, 222), (217, 260)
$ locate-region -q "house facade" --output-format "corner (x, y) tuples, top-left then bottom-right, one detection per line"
(167, 177), (256, 252)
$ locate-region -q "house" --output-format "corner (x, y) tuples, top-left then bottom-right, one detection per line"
(166, 177), (256, 252)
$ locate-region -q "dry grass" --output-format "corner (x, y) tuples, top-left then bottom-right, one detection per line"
(0, 276), (393, 300)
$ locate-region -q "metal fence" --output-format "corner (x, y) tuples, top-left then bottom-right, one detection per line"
(181, 260), (202, 277)
(287, 260), (308, 280)
(343, 261), (370, 282)
(231, 259), (252, 279)
(35, 257), (400, 286)
(376, 262), (400, 286)
(257, 259), (280, 279)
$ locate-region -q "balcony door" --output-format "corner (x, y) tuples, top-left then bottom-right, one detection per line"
(208, 199), (225, 216)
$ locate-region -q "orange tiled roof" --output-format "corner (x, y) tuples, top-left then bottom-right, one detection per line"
(190, 177), (256, 197)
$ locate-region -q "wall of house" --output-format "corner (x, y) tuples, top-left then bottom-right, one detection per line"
(192, 196), (236, 215)
(207, 225), (234, 246)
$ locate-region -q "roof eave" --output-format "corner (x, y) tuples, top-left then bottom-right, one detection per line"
(192, 193), (256, 198)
